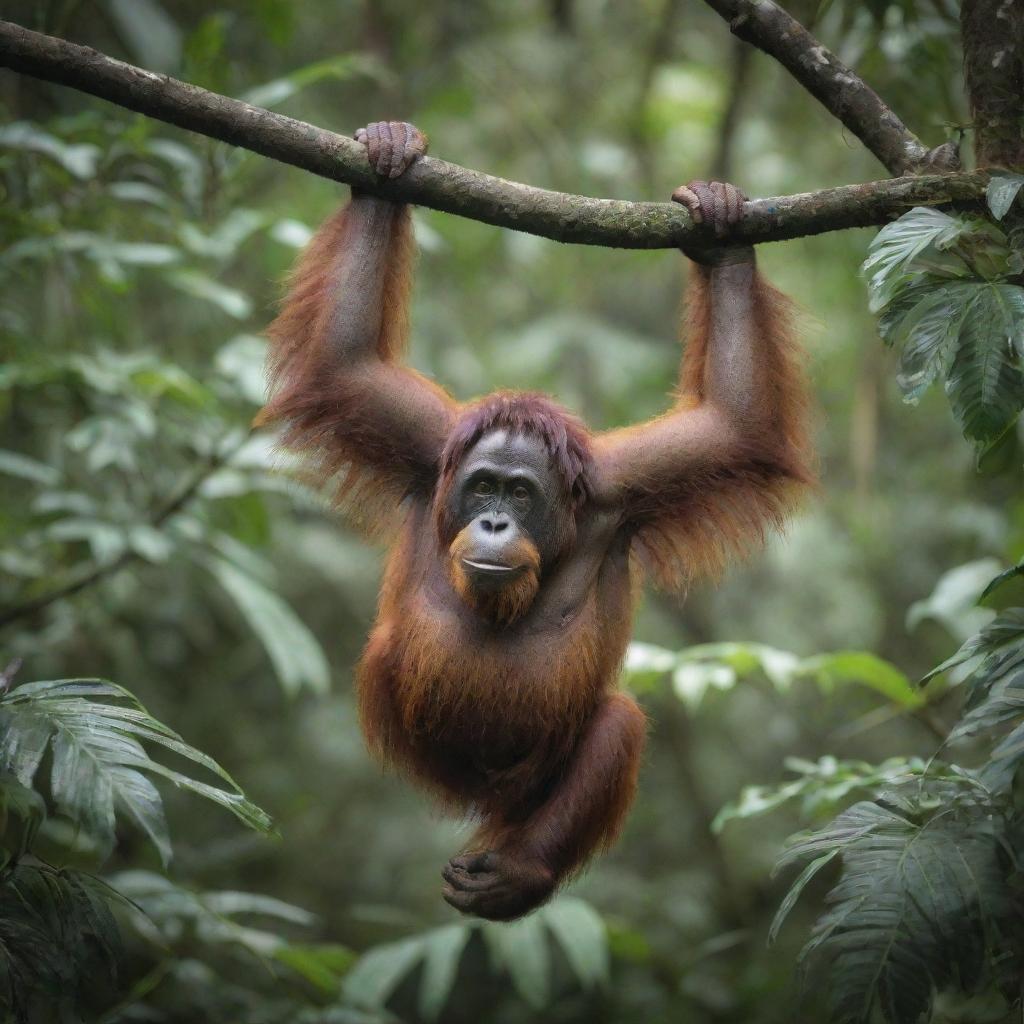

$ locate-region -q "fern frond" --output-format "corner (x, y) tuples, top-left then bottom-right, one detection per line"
(778, 796), (1016, 1024)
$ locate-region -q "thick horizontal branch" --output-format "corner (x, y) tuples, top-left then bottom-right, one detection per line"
(702, 0), (930, 175)
(0, 20), (987, 248)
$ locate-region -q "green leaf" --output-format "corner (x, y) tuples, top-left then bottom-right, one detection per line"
(801, 652), (922, 707)
(986, 171), (1024, 220)
(202, 890), (315, 925)
(0, 864), (126, 1004)
(621, 641), (676, 691)
(484, 912), (550, 1009)
(0, 710), (52, 786)
(671, 660), (736, 709)
(906, 558), (1001, 640)
(781, 798), (1010, 1024)
(274, 942), (355, 993)
(923, 607), (1024, 682)
(863, 208), (968, 312)
(215, 333), (269, 405)
(109, 871), (316, 962)
(944, 282), (1024, 450)
(127, 525), (174, 563)
(889, 283), (973, 401)
(342, 935), (425, 1009)
(715, 757), (943, 834)
(542, 897), (609, 990)
(714, 779), (806, 833)
(241, 54), (384, 108)
(204, 555), (330, 695)
(418, 923), (472, 1021)
(0, 122), (100, 179)
(768, 849), (838, 946)
(0, 678), (273, 862)
(170, 270), (252, 318)
(0, 773), (46, 863)
(981, 561), (1024, 605)
(0, 450), (59, 486)
(106, 0), (182, 72)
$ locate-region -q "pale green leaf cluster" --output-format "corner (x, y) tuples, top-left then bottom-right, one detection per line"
(623, 640), (920, 709)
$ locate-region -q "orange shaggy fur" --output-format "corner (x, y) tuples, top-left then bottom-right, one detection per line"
(629, 265), (814, 590)
(448, 526), (542, 626)
(257, 190), (812, 918)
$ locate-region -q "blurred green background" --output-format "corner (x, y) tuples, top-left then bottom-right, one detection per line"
(3, 1), (1021, 1021)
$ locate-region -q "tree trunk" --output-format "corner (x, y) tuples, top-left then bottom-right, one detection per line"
(961, 0), (1024, 169)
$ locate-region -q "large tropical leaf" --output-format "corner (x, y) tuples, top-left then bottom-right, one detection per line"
(341, 897), (608, 1020)
(776, 797), (1014, 1024)
(862, 208), (970, 311)
(927, 608), (1024, 790)
(202, 554), (330, 696)
(888, 281), (974, 401)
(714, 755), (966, 834)
(944, 283), (1024, 449)
(109, 871), (317, 958)
(0, 678), (272, 862)
(0, 864), (125, 1014)
(863, 208), (1024, 451)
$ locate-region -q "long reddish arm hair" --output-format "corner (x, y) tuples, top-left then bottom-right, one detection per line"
(596, 257), (814, 590)
(257, 195), (456, 537)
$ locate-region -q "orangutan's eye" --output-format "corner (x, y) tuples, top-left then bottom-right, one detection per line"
(474, 480), (494, 496)
(512, 485), (530, 502)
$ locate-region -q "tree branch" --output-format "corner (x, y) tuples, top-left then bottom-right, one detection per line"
(0, 19), (986, 248)
(701, 0), (931, 175)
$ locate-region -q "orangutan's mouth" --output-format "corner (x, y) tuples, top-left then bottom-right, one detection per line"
(462, 559), (523, 574)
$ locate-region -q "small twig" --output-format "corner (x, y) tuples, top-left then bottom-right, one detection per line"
(701, 0), (931, 175)
(0, 441), (239, 631)
(0, 20), (987, 248)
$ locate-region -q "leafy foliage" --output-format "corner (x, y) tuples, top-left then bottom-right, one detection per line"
(758, 566), (1024, 1022)
(1, 3), (1021, 1023)
(863, 208), (1024, 452)
(712, 755), (969, 833)
(623, 640), (920, 709)
(779, 796), (1016, 1024)
(110, 871), (358, 1016)
(986, 171), (1024, 222)
(0, 670), (285, 1020)
(0, 863), (126, 1018)
(0, 677), (272, 863)
(342, 897), (608, 1021)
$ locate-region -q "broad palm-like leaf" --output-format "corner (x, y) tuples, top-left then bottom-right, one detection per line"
(0, 678), (272, 863)
(889, 282), (974, 401)
(341, 897), (608, 1021)
(777, 798), (1015, 1024)
(864, 208), (1024, 451)
(931, 609), (1024, 790)
(944, 283), (1024, 449)
(863, 208), (970, 311)
(0, 864), (125, 1014)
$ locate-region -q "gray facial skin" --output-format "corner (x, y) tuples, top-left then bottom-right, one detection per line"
(450, 429), (564, 579)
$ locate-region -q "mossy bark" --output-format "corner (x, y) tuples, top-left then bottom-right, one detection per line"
(961, 0), (1024, 170)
